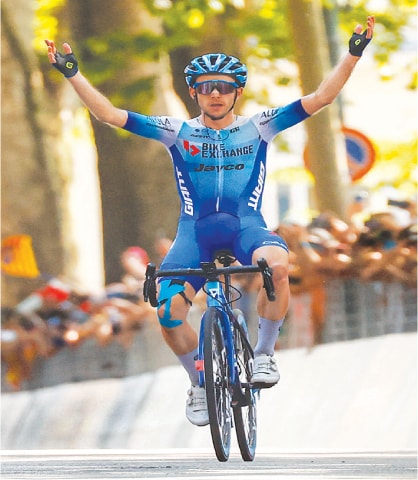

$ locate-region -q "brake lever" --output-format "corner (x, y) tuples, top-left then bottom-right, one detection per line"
(143, 263), (158, 307)
(256, 258), (276, 302)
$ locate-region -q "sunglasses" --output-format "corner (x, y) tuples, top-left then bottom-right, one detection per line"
(194, 80), (238, 95)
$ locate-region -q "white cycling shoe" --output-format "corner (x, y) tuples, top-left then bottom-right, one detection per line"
(186, 385), (209, 426)
(251, 354), (280, 386)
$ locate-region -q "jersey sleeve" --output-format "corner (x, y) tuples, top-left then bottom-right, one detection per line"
(123, 111), (181, 147)
(253, 99), (310, 143)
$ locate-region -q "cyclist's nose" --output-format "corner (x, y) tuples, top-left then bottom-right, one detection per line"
(210, 88), (221, 96)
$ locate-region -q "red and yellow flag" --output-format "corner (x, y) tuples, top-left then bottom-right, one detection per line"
(1, 235), (40, 278)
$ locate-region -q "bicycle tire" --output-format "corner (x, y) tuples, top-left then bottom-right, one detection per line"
(203, 307), (232, 462)
(232, 309), (257, 461)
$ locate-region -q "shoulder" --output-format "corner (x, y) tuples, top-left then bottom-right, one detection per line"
(250, 100), (310, 139)
(124, 112), (185, 141)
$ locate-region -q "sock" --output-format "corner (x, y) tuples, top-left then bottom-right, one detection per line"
(254, 317), (284, 356)
(177, 347), (199, 385)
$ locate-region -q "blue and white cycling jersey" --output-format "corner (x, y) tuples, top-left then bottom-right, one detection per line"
(123, 99), (309, 288)
(124, 99), (308, 222)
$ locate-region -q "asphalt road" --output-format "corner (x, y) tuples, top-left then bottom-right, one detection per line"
(1, 450), (416, 479)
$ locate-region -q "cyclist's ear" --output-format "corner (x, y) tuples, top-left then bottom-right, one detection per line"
(189, 87), (197, 100)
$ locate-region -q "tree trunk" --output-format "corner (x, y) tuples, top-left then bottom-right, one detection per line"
(67, 0), (179, 282)
(287, 0), (349, 219)
(1, 1), (64, 304)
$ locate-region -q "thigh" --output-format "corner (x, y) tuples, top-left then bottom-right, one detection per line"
(159, 221), (205, 292)
(235, 226), (288, 265)
(252, 244), (289, 267)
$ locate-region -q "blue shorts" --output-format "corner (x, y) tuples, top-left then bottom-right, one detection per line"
(160, 212), (288, 291)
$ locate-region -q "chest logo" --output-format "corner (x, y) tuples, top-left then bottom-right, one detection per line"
(184, 140), (201, 156)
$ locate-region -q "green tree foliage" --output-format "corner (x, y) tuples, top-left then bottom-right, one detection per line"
(35, 0), (416, 109)
(360, 138), (417, 196)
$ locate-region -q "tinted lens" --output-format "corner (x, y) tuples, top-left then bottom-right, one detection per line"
(195, 80), (237, 95)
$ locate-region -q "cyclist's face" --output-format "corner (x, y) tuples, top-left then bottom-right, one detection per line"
(190, 74), (243, 121)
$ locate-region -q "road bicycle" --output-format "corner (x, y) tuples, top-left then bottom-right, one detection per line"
(143, 250), (275, 462)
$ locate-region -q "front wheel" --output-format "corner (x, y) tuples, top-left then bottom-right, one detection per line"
(203, 307), (232, 462)
(232, 309), (257, 461)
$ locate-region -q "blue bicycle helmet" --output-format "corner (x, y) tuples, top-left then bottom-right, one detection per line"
(184, 53), (248, 88)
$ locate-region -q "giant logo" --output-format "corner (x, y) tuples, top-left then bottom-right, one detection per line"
(176, 167), (194, 216)
(248, 163), (265, 211)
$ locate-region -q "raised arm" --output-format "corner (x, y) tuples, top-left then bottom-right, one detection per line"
(45, 40), (128, 128)
(301, 15), (375, 116)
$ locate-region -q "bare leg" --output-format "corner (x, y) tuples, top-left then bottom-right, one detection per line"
(251, 245), (288, 383)
(157, 282), (198, 355)
(253, 245), (290, 321)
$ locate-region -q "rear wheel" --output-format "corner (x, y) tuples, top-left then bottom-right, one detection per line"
(232, 309), (257, 461)
(203, 307), (232, 462)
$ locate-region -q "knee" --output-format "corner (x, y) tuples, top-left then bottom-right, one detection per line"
(270, 262), (289, 287)
(157, 280), (192, 329)
(157, 303), (184, 329)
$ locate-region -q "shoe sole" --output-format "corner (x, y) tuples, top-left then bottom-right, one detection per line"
(186, 417), (210, 427)
(251, 381), (278, 389)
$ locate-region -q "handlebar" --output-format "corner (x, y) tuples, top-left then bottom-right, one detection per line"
(143, 258), (276, 307)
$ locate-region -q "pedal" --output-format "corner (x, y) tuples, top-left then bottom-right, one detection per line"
(231, 384), (248, 406)
(250, 381), (277, 390)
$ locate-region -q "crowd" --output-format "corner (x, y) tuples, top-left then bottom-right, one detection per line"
(1, 200), (416, 390)
(0, 244), (164, 390)
(277, 202), (417, 345)
(283, 205), (416, 289)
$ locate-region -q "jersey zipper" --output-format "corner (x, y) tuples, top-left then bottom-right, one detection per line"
(216, 130), (223, 212)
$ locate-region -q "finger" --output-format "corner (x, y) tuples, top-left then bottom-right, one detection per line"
(45, 39), (56, 53)
(354, 24), (363, 34)
(63, 43), (72, 54)
(366, 16), (375, 39)
(47, 51), (57, 64)
(45, 40), (57, 63)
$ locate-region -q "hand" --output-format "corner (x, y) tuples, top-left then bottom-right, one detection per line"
(45, 40), (78, 78)
(349, 15), (375, 57)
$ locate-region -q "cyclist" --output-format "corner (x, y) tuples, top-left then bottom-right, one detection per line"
(46, 15), (374, 426)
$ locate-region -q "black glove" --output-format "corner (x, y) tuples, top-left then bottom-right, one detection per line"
(349, 29), (372, 57)
(52, 50), (79, 78)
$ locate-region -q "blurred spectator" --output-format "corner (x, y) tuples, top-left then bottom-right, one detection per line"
(105, 246), (149, 301)
(1, 308), (51, 390)
(347, 191), (369, 227)
(96, 246), (155, 347)
(154, 237), (173, 267)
